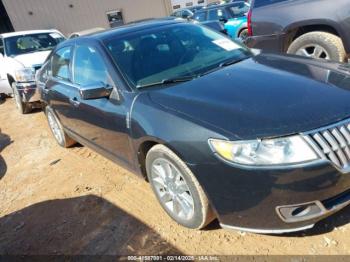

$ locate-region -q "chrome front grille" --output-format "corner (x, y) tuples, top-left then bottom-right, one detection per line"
(303, 120), (350, 170)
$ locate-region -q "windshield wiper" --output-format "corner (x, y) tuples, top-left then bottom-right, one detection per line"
(200, 56), (250, 77)
(219, 57), (249, 67)
(136, 76), (197, 89)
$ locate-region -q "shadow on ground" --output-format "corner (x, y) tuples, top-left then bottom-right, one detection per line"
(0, 195), (181, 255)
(0, 130), (12, 180)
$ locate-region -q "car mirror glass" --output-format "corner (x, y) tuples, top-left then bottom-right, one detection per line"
(79, 82), (113, 100)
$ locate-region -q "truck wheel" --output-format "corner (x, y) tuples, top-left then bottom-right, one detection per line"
(146, 144), (215, 229)
(287, 31), (347, 62)
(12, 82), (31, 114)
(45, 106), (76, 148)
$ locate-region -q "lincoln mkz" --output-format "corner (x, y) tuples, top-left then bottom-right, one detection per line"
(37, 19), (350, 234)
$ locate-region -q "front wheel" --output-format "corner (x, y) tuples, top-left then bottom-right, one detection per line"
(12, 82), (31, 114)
(287, 31), (347, 62)
(146, 144), (215, 229)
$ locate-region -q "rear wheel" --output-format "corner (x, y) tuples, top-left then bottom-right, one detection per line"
(146, 144), (215, 229)
(287, 31), (347, 62)
(12, 82), (31, 114)
(45, 106), (76, 148)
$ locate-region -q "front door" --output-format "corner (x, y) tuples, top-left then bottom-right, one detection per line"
(69, 43), (132, 166)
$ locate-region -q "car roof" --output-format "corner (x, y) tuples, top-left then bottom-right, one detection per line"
(203, 1), (246, 10)
(1, 29), (61, 38)
(69, 27), (105, 38)
(56, 18), (187, 48)
(87, 18), (185, 41)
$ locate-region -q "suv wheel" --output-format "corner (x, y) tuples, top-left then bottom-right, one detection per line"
(287, 31), (346, 62)
(45, 106), (76, 148)
(146, 144), (215, 229)
(12, 82), (31, 114)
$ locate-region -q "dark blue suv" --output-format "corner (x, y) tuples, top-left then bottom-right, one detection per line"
(246, 0), (350, 62)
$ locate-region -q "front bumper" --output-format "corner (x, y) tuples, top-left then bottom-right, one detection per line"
(190, 160), (350, 234)
(244, 33), (286, 53)
(16, 82), (40, 103)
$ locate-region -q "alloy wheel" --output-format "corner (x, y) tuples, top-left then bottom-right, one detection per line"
(150, 158), (195, 221)
(296, 44), (330, 60)
(47, 111), (64, 145)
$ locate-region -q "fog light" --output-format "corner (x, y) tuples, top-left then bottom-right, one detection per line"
(276, 201), (325, 223)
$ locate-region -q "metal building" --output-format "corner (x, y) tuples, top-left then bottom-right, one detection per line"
(0, 0), (174, 35)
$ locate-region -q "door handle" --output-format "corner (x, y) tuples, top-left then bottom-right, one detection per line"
(69, 97), (80, 107)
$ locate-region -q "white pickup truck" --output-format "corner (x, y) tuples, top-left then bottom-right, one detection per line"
(0, 29), (65, 113)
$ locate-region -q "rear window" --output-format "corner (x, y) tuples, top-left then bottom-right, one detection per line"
(253, 0), (288, 8)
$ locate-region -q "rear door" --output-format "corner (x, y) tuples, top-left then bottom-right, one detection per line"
(46, 45), (79, 130)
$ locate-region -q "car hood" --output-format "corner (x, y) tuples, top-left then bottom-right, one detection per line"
(149, 54), (350, 140)
(13, 50), (51, 68)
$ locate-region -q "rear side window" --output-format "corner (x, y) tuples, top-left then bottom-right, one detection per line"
(172, 11), (182, 17)
(253, 0), (288, 8)
(0, 38), (4, 55)
(193, 11), (206, 21)
(73, 45), (111, 86)
(208, 8), (228, 20)
(52, 46), (72, 81)
(229, 3), (250, 16)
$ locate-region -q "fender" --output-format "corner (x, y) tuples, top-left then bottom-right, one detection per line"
(283, 19), (350, 53)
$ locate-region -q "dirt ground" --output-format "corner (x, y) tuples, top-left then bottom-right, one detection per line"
(0, 98), (350, 256)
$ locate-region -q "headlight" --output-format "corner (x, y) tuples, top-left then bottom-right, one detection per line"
(209, 136), (319, 166)
(15, 68), (35, 82)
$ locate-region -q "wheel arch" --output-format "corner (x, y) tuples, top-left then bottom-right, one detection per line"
(237, 26), (248, 38)
(7, 74), (15, 87)
(136, 137), (187, 182)
(282, 20), (348, 53)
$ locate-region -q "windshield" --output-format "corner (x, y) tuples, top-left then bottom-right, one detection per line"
(104, 23), (251, 88)
(229, 2), (250, 17)
(4, 32), (65, 56)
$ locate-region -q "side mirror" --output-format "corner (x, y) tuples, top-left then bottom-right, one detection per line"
(79, 83), (113, 100)
(219, 17), (228, 23)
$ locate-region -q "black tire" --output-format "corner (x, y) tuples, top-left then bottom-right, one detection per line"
(0, 93), (5, 100)
(45, 106), (76, 148)
(12, 82), (31, 114)
(287, 31), (347, 62)
(238, 28), (249, 40)
(146, 144), (215, 229)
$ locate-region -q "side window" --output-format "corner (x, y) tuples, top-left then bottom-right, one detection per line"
(208, 8), (227, 21)
(193, 11), (206, 22)
(182, 10), (192, 18)
(73, 45), (111, 86)
(0, 38), (4, 56)
(38, 59), (52, 82)
(254, 0), (288, 8)
(52, 46), (72, 81)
